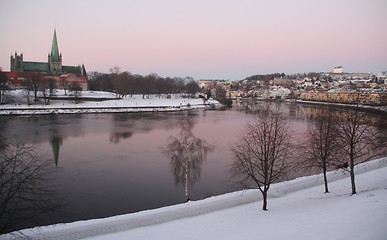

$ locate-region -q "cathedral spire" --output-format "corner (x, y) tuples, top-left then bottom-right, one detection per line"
(51, 29), (60, 61)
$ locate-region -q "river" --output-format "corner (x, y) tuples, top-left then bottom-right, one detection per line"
(0, 101), (386, 232)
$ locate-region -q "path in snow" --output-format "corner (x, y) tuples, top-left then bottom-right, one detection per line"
(6, 157), (387, 240)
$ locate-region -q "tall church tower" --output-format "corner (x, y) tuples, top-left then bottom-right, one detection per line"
(10, 51), (24, 72)
(48, 29), (62, 75)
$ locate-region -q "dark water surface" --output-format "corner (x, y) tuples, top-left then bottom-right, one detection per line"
(1, 102), (386, 231)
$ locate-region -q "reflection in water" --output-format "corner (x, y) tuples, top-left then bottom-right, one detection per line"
(0, 141), (65, 234)
(108, 112), (189, 144)
(50, 136), (62, 166)
(163, 115), (214, 202)
(109, 132), (133, 143)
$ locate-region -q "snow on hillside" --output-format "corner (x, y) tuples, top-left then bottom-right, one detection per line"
(3, 157), (387, 240)
(0, 90), (220, 115)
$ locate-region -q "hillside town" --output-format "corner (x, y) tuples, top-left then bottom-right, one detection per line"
(198, 66), (387, 106)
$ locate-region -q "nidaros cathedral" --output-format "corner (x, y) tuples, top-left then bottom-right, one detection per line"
(8, 29), (88, 90)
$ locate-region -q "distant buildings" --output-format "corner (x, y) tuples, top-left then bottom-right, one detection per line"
(333, 66), (344, 74)
(300, 89), (387, 106)
(196, 68), (387, 106)
(5, 29), (88, 90)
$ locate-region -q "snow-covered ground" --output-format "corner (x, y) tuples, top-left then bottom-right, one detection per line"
(3, 157), (387, 240)
(0, 90), (220, 115)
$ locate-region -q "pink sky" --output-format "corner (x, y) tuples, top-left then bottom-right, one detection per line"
(0, 0), (386, 79)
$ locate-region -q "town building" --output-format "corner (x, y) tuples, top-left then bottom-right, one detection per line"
(332, 66), (344, 74)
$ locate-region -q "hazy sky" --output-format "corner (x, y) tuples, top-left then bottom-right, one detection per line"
(1, 0), (386, 79)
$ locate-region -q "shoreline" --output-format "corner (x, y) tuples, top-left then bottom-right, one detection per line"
(0, 91), (221, 116)
(292, 99), (387, 115)
(0, 104), (216, 116)
(1, 92), (386, 116)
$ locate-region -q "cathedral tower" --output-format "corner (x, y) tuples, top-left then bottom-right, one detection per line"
(48, 29), (62, 75)
(10, 51), (24, 72)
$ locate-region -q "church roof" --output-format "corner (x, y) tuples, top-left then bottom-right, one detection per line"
(20, 61), (83, 76)
(23, 61), (49, 72)
(51, 29), (60, 61)
(62, 65), (82, 76)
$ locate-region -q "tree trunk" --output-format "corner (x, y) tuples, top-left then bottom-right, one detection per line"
(34, 88), (38, 101)
(262, 191), (268, 211)
(323, 168), (329, 193)
(350, 161), (356, 194)
(185, 159), (189, 202)
(349, 148), (356, 194)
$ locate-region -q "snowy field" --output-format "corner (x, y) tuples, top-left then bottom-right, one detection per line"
(0, 90), (220, 115)
(3, 157), (387, 240)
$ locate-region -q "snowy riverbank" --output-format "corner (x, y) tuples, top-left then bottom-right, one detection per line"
(0, 90), (221, 115)
(3, 157), (387, 240)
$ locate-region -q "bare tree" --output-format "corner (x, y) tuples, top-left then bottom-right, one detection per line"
(39, 77), (56, 105)
(230, 107), (292, 210)
(185, 80), (200, 98)
(88, 72), (113, 92)
(337, 101), (384, 195)
(111, 72), (123, 97)
(0, 142), (63, 234)
(302, 111), (342, 193)
(215, 85), (232, 107)
(27, 73), (42, 101)
(59, 76), (69, 95)
(24, 72), (42, 102)
(111, 71), (132, 98)
(163, 116), (214, 202)
(69, 81), (82, 103)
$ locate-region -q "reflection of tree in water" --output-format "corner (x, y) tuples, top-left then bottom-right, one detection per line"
(109, 132), (133, 143)
(0, 142), (64, 234)
(163, 116), (214, 202)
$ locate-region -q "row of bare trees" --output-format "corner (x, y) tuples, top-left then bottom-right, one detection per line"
(23, 73), (83, 105)
(230, 104), (386, 211)
(88, 70), (200, 98)
(0, 71), (83, 105)
(301, 108), (382, 195)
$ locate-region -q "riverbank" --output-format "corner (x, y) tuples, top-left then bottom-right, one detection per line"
(292, 99), (387, 115)
(4, 157), (387, 240)
(0, 90), (221, 115)
(2, 90), (386, 116)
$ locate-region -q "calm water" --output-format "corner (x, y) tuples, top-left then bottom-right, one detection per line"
(1, 102), (386, 231)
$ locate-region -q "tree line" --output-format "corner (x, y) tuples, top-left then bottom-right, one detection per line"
(88, 69), (200, 98)
(0, 70), (83, 105)
(23, 73), (84, 105)
(1, 69), (201, 105)
(245, 72), (321, 81)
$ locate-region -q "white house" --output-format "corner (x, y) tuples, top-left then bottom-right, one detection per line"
(333, 66), (344, 74)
